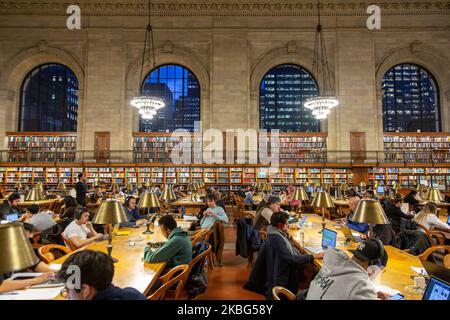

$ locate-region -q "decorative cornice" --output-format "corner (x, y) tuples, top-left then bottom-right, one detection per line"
(0, 1), (449, 17)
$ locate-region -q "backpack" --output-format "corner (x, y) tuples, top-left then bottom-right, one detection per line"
(184, 241), (209, 299)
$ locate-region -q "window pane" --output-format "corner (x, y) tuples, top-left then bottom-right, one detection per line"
(140, 64), (201, 132)
(20, 63), (78, 132)
(381, 64), (440, 132)
(259, 64), (319, 132)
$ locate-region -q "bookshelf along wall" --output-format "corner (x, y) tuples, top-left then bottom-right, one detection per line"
(368, 167), (450, 190)
(7, 132), (77, 162)
(0, 166), (355, 192)
(133, 133), (328, 164)
(383, 133), (450, 163)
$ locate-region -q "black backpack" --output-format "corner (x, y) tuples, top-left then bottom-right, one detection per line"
(184, 241), (209, 299)
(41, 218), (72, 245)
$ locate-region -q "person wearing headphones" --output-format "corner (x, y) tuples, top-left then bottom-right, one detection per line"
(306, 239), (390, 300)
(120, 196), (147, 228)
(62, 207), (104, 249)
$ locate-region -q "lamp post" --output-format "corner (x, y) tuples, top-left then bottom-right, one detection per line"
(310, 191), (334, 233)
(91, 199), (128, 263)
(0, 223), (40, 274)
(138, 192), (161, 234)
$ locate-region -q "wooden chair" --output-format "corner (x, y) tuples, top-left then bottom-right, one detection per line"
(418, 245), (450, 268)
(272, 286), (296, 300)
(416, 223), (445, 246)
(38, 244), (72, 264)
(190, 229), (209, 247)
(147, 264), (189, 300)
(61, 233), (78, 251)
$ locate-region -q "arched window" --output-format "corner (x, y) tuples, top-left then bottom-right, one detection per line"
(382, 63), (440, 132)
(19, 63), (78, 132)
(140, 64), (201, 132)
(259, 64), (319, 132)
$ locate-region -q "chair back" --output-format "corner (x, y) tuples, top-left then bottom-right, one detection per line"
(418, 245), (450, 268)
(147, 265), (189, 300)
(416, 223), (444, 246)
(190, 229), (209, 247)
(38, 244), (72, 264)
(61, 233), (77, 251)
(178, 242), (212, 293)
(272, 286), (296, 300)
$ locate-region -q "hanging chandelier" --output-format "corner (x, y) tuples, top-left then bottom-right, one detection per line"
(130, 0), (165, 119)
(304, 0), (339, 120)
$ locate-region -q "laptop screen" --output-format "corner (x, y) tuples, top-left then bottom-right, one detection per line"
(6, 213), (19, 222)
(322, 228), (337, 249)
(422, 277), (450, 300)
(447, 215), (450, 226)
(377, 186), (384, 194)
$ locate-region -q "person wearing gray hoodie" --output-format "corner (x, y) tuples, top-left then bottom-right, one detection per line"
(307, 239), (389, 300)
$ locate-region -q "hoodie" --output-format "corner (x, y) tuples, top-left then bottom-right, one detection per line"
(306, 247), (378, 300)
(92, 284), (147, 300)
(144, 227), (192, 268)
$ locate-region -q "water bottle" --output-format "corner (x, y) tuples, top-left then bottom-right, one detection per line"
(299, 226), (305, 248)
(181, 206), (185, 219)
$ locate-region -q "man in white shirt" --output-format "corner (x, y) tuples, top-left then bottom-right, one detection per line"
(63, 207), (103, 249)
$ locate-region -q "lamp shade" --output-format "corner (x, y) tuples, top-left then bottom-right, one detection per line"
(424, 188), (443, 202)
(187, 183), (198, 192)
(111, 183), (120, 193)
(14, 182), (22, 189)
(138, 192), (161, 208)
(304, 181), (310, 188)
(0, 223), (40, 274)
(348, 199), (390, 225)
(91, 200), (128, 225)
(24, 188), (45, 201)
(359, 182), (367, 188)
(417, 184), (427, 193)
(145, 180), (151, 188)
(310, 191), (334, 208)
(57, 183), (66, 190)
(197, 181), (205, 188)
(339, 183), (349, 192)
(293, 187), (309, 201)
(322, 183), (333, 192)
(160, 187), (177, 201)
(392, 181), (399, 189)
(136, 183), (143, 189)
(36, 182), (44, 192)
(126, 183), (134, 191)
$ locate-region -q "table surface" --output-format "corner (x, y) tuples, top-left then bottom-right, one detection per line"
(172, 197), (206, 206)
(51, 224), (168, 297)
(287, 214), (423, 300)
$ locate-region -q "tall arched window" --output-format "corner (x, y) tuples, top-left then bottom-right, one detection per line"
(382, 63), (440, 132)
(259, 64), (319, 132)
(19, 63), (78, 132)
(140, 64), (201, 132)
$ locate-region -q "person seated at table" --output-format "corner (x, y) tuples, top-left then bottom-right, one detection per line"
(253, 196), (281, 231)
(363, 190), (377, 200)
(149, 184), (161, 197)
(57, 250), (146, 300)
(0, 193), (22, 220)
(306, 239), (389, 300)
(404, 190), (421, 212)
(244, 188), (254, 206)
(285, 185), (299, 208)
(18, 204), (56, 232)
(244, 211), (323, 300)
(89, 186), (103, 204)
(199, 194), (229, 230)
(384, 195), (413, 233)
(0, 261), (55, 293)
(214, 190), (226, 211)
(255, 193), (272, 215)
(62, 207), (104, 249)
(414, 202), (450, 232)
(60, 196), (79, 220)
(144, 215), (192, 268)
(120, 196), (147, 228)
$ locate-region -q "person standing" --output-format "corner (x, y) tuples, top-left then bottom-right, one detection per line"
(75, 173), (88, 207)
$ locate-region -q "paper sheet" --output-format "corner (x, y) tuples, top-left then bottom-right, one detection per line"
(0, 286), (64, 300)
(49, 264), (62, 271)
(411, 266), (428, 275)
(374, 284), (401, 296)
(183, 216), (198, 221)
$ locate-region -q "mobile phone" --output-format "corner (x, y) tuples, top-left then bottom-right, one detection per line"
(391, 293), (404, 300)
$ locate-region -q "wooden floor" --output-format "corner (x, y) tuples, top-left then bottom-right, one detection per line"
(195, 206), (263, 300)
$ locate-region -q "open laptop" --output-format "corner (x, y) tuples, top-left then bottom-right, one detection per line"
(377, 186), (385, 195)
(6, 213), (19, 222)
(422, 276), (450, 300)
(447, 215), (450, 226)
(10, 273), (64, 288)
(341, 225), (363, 243)
(421, 260), (450, 283)
(304, 228), (337, 254)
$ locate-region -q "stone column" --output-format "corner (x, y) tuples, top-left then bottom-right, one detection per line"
(0, 90), (15, 159)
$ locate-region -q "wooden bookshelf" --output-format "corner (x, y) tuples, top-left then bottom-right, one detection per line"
(7, 132), (77, 163)
(383, 133), (450, 163)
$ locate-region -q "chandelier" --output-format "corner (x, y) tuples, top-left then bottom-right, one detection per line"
(303, 0), (339, 120)
(130, 0), (165, 119)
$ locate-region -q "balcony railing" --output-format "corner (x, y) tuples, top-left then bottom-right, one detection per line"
(0, 149), (449, 165)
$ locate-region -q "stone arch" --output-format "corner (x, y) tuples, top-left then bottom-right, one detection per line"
(125, 44), (210, 131)
(375, 42), (450, 132)
(1, 43), (85, 133)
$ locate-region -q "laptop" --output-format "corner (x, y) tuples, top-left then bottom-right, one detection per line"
(341, 225), (363, 243)
(422, 276), (450, 300)
(10, 273), (64, 288)
(421, 260), (450, 283)
(377, 186), (385, 195)
(447, 215), (450, 226)
(304, 228), (337, 254)
(6, 213), (19, 222)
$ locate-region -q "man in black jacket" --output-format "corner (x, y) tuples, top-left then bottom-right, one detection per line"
(0, 193), (22, 220)
(244, 211), (323, 299)
(385, 195), (413, 233)
(75, 173), (88, 206)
